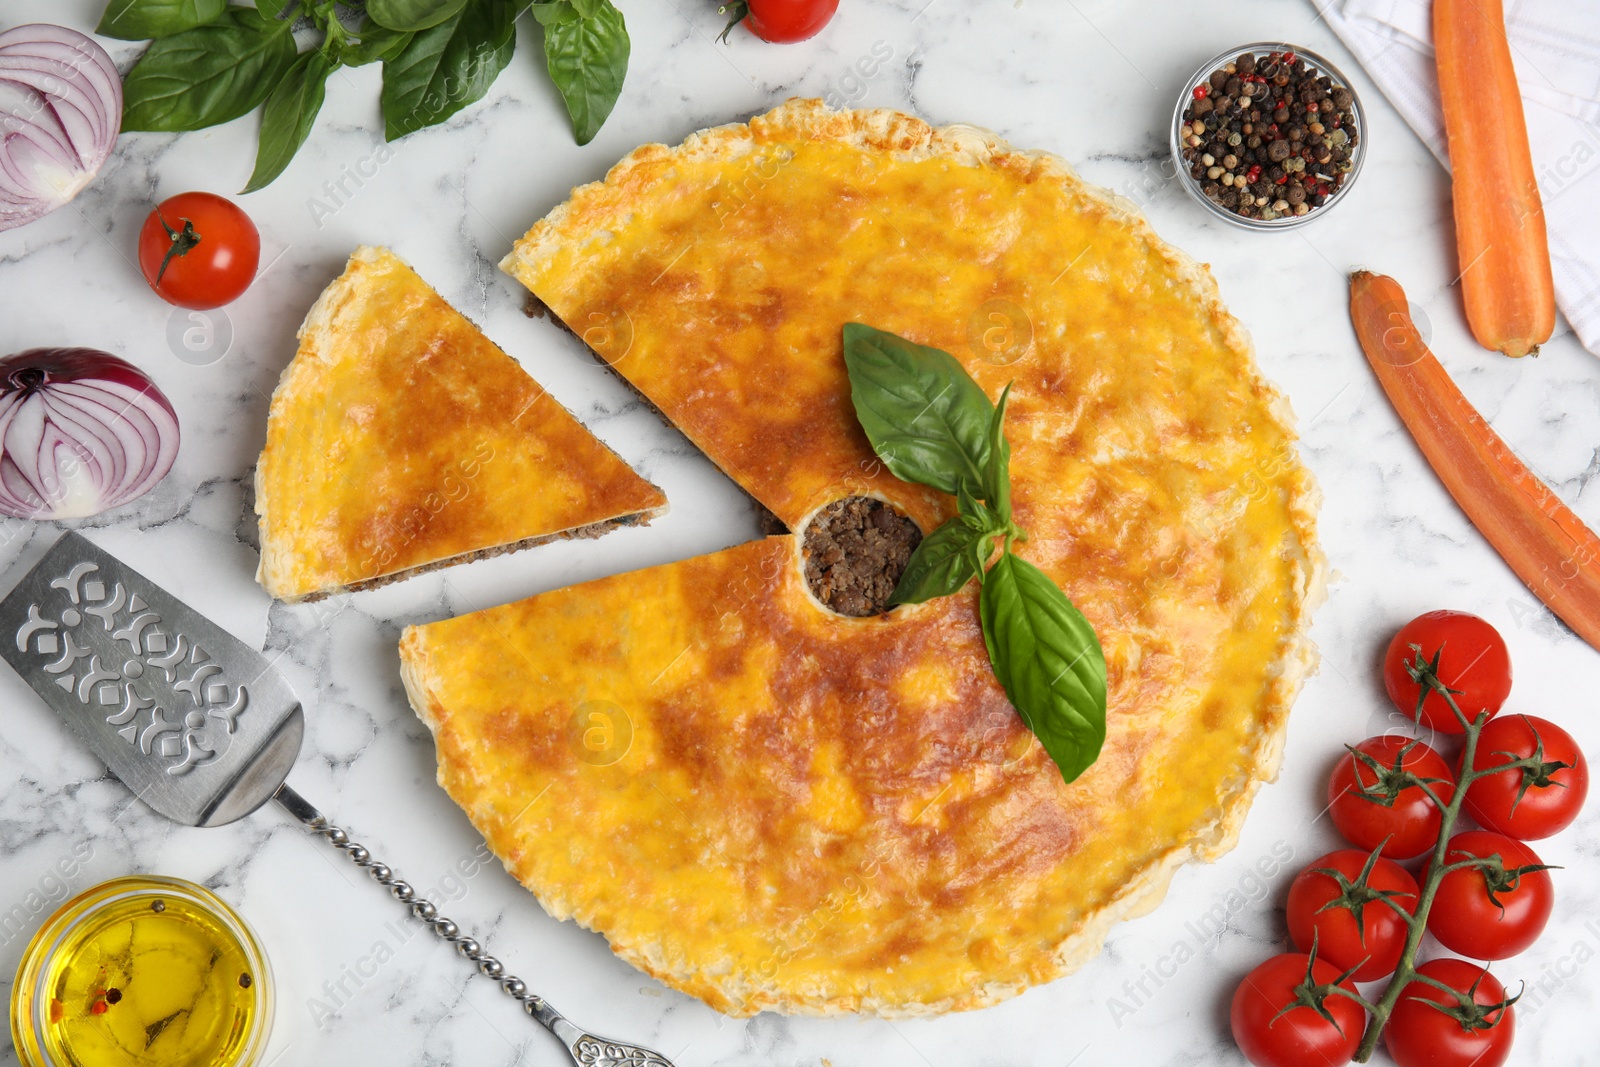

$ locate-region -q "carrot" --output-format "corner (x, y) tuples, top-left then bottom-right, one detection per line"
(1434, 0), (1555, 358)
(1351, 271), (1600, 650)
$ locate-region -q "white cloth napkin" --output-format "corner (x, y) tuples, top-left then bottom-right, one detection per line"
(1318, 0), (1600, 356)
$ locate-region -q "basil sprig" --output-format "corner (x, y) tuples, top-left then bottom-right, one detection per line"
(843, 323), (1108, 784)
(103, 0), (631, 190)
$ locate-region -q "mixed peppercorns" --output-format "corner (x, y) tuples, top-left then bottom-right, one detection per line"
(1178, 49), (1359, 222)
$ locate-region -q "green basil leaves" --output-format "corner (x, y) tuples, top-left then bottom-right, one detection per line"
(106, 0), (632, 191)
(843, 323), (1108, 784)
(980, 552), (1107, 783)
(537, 0), (629, 146)
(888, 514), (986, 605)
(121, 8), (298, 132)
(244, 48), (334, 193)
(844, 322), (994, 497)
(381, 0), (518, 141)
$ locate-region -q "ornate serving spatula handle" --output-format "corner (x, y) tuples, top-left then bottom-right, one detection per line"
(273, 783), (676, 1067)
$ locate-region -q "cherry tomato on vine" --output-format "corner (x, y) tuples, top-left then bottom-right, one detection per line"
(1230, 952), (1365, 1067)
(719, 0), (839, 43)
(1286, 848), (1418, 982)
(1428, 831), (1554, 959)
(1383, 610), (1511, 734)
(1463, 714), (1588, 840)
(137, 192), (260, 310)
(1328, 735), (1456, 859)
(1384, 958), (1516, 1067)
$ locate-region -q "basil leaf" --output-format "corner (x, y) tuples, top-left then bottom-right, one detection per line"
(979, 551), (1107, 783)
(242, 49), (334, 193)
(341, 17), (415, 66)
(368, 0), (468, 32)
(381, 0), (517, 140)
(889, 518), (985, 607)
(542, 0), (629, 146)
(984, 382), (1013, 523)
(97, 0), (227, 40)
(843, 322), (993, 497)
(122, 8), (299, 132)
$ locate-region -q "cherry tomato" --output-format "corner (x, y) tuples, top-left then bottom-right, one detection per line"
(1383, 610), (1510, 734)
(137, 192), (260, 310)
(731, 0), (839, 43)
(1328, 736), (1456, 859)
(1428, 831), (1553, 959)
(1231, 952), (1365, 1067)
(1384, 958), (1515, 1067)
(1463, 714), (1588, 840)
(1286, 849), (1418, 982)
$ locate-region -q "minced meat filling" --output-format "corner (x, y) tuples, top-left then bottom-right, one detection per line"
(801, 496), (922, 617)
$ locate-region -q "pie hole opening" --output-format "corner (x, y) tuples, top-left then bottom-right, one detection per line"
(800, 496), (923, 618)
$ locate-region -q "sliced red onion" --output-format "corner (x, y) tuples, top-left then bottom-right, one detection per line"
(0, 349), (180, 519)
(0, 24), (121, 233)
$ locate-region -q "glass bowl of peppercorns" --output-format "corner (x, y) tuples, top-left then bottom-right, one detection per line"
(1171, 43), (1364, 228)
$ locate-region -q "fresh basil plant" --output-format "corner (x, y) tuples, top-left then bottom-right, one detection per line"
(101, 0), (631, 192)
(843, 323), (1109, 784)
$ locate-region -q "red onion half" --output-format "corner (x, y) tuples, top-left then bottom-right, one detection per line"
(0, 349), (180, 519)
(0, 24), (122, 233)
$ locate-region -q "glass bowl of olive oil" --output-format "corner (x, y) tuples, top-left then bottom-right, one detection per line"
(10, 876), (273, 1067)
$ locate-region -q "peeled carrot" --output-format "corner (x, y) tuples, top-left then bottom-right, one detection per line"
(1435, 0), (1555, 358)
(1351, 271), (1600, 650)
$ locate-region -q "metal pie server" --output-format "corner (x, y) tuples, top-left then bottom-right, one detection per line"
(0, 531), (674, 1067)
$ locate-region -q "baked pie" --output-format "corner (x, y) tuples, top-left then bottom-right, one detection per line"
(400, 101), (1323, 1016)
(255, 245), (666, 602)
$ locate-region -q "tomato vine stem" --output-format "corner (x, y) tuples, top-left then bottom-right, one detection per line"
(1351, 653), (1515, 1061)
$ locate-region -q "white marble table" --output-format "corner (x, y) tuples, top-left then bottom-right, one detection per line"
(3, 1), (1599, 1064)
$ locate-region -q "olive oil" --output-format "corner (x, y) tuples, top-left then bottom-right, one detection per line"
(12, 877), (273, 1067)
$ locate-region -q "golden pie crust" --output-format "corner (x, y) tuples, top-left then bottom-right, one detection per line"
(255, 246), (666, 602)
(401, 100), (1324, 1017)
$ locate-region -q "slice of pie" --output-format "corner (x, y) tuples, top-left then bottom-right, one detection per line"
(401, 101), (1324, 1016)
(254, 245), (667, 602)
